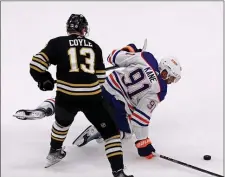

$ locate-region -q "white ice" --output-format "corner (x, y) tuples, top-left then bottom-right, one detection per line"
(1, 1), (223, 177)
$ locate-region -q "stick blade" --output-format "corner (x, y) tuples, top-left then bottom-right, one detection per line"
(142, 38), (148, 51)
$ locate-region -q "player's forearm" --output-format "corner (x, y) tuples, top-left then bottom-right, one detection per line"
(29, 52), (51, 82)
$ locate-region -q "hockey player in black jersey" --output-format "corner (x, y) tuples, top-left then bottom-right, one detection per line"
(29, 14), (133, 177)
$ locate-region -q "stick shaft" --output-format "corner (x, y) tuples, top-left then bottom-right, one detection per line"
(106, 65), (119, 71)
(154, 153), (223, 177)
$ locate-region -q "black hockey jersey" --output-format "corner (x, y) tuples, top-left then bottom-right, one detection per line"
(30, 34), (106, 102)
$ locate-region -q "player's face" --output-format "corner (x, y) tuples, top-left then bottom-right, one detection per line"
(160, 70), (168, 80)
(161, 70), (176, 84)
(82, 26), (89, 36)
(166, 76), (176, 84)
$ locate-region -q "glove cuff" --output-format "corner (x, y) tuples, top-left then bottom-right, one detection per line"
(135, 138), (151, 148)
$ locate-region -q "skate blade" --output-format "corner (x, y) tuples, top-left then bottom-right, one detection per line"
(73, 139), (85, 146)
(72, 125), (92, 145)
(13, 113), (45, 120)
(13, 114), (41, 120)
(45, 159), (61, 168)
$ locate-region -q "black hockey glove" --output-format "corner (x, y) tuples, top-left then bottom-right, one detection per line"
(38, 71), (55, 91)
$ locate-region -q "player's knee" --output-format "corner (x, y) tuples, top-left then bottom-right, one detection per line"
(101, 129), (120, 140)
(97, 121), (120, 140)
(52, 120), (71, 134)
(55, 116), (73, 127)
(55, 105), (74, 127)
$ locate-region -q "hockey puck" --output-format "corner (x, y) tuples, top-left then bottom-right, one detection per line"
(203, 155), (211, 160)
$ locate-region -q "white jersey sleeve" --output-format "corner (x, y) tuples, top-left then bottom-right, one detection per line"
(107, 50), (142, 68)
(129, 95), (159, 140)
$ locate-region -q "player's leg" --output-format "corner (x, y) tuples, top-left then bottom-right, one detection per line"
(13, 98), (55, 120)
(45, 103), (77, 168)
(82, 101), (133, 177)
(73, 87), (132, 146)
(101, 87), (132, 133)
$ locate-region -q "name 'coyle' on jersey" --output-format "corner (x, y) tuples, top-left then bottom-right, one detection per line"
(104, 49), (167, 130)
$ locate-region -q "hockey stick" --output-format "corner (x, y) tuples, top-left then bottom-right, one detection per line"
(153, 152), (224, 177)
(105, 38), (148, 71)
(106, 65), (119, 71)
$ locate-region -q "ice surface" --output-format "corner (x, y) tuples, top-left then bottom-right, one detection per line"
(1, 1), (223, 177)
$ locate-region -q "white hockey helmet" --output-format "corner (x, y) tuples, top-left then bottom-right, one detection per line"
(158, 57), (182, 83)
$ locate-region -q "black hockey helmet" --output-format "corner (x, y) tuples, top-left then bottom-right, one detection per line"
(66, 14), (89, 36)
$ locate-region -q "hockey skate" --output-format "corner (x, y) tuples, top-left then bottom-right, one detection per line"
(113, 169), (134, 177)
(45, 147), (66, 168)
(72, 125), (102, 147)
(13, 108), (53, 120)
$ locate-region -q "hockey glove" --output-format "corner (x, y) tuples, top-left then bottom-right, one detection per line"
(38, 71), (55, 91)
(135, 137), (155, 159)
(121, 44), (142, 53)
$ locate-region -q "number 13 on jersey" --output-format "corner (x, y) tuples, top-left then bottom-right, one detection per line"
(68, 47), (95, 74)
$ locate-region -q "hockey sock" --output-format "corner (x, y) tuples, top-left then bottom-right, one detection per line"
(50, 121), (71, 149)
(104, 135), (124, 172)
